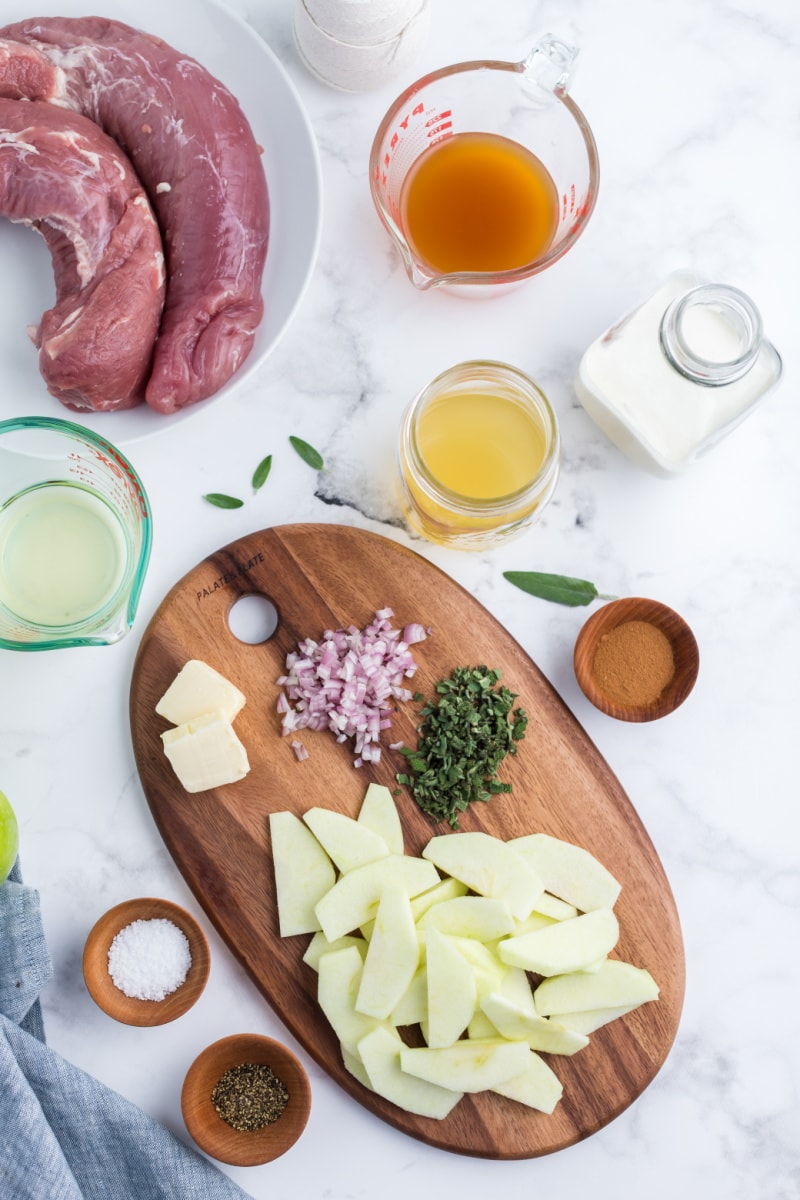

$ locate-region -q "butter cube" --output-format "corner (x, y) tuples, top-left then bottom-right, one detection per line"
(161, 711), (250, 793)
(156, 660), (246, 725)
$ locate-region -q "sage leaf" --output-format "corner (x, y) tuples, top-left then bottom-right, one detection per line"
(252, 454), (273, 492)
(289, 435), (324, 470)
(503, 570), (613, 607)
(203, 492), (244, 510)
(397, 666), (526, 829)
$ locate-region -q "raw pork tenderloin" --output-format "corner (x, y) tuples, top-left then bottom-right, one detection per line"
(0, 17), (270, 413)
(0, 98), (165, 411)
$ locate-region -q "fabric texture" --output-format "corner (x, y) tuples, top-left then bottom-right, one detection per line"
(0, 861), (253, 1200)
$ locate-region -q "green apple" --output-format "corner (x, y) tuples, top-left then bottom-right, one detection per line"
(356, 885), (419, 1019)
(303, 807), (389, 873)
(0, 790), (19, 883)
(269, 810), (336, 936)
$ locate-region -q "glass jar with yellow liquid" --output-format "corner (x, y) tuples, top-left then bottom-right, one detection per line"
(397, 360), (560, 550)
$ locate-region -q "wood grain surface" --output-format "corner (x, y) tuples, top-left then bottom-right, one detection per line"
(130, 523), (685, 1159)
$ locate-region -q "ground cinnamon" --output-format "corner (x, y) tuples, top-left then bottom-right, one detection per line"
(591, 619), (675, 706)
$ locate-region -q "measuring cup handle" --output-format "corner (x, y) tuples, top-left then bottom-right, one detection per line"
(521, 34), (580, 97)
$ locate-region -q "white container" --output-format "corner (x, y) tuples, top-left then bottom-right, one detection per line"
(294, 0), (429, 93)
(304, 0), (422, 45)
(575, 271), (783, 476)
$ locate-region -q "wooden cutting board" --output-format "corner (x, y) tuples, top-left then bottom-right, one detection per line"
(130, 523), (684, 1159)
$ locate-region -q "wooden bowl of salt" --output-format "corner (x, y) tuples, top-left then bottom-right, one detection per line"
(82, 897), (210, 1026)
(574, 597), (699, 722)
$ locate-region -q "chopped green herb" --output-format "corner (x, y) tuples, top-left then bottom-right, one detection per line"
(252, 454), (273, 492)
(289, 436), (324, 470)
(397, 666), (527, 829)
(503, 571), (616, 607)
(203, 493), (244, 509)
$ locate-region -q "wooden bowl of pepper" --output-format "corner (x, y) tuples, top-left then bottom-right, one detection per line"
(573, 597), (699, 722)
(181, 1033), (311, 1166)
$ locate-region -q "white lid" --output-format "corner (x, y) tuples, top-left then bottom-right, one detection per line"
(301, 0), (425, 46)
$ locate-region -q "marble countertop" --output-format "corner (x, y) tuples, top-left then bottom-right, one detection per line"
(2, 0), (799, 1197)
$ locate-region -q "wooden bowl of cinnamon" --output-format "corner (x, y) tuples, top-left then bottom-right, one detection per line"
(573, 597), (699, 722)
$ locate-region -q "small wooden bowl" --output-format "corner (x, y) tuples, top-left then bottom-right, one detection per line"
(574, 597), (699, 722)
(181, 1033), (311, 1166)
(83, 897), (210, 1026)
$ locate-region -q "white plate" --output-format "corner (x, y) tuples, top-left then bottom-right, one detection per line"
(0, 0), (322, 444)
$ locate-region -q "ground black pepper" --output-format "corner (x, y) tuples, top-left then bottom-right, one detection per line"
(211, 1062), (289, 1132)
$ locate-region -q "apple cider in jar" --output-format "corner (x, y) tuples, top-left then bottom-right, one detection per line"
(397, 361), (560, 550)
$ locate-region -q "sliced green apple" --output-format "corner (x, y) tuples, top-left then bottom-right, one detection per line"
(269, 810), (336, 936)
(533, 959), (659, 1015)
(498, 907), (619, 975)
(357, 782), (404, 855)
(317, 944), (392, 1055)
(510, 833), (622, 912)
(491, 1049), (564, 1114)
(356, 885), (420, 1018)
(480, 992), (589, 1055)
(417, 895), (515, 942)
(358, 1027), (462, 1118)
(315, 854), (440, 942)
(422, 832), (543, 920)
(426, 927), (478, 1048)
(400, 1038), (530, 1093)
(303, 806), (389, 873)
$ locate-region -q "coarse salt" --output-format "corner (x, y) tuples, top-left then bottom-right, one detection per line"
(107, 917), (192, 1001)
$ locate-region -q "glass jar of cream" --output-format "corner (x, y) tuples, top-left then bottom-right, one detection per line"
(575, 271), (783, 476)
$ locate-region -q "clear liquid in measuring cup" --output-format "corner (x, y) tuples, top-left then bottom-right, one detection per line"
(0, 482), (128, 627)
(399, 132), (559, 275)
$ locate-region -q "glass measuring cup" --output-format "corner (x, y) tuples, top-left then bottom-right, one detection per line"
(369, 34), (599, 293)
(0, 417), (152, 651)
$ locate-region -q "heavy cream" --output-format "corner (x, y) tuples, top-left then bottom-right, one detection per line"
(575, 271), (783, 476)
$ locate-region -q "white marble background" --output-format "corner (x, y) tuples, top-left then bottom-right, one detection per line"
(2, 0), (799, 1197)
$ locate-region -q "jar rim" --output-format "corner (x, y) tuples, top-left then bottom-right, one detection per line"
(401, 359), (561, 516)
(659, 283), (762, 386)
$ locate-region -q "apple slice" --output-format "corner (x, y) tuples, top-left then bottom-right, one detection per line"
(356, 885), (420, 1019)
(400, 1038), (530, 1093)
(491, 1049), (564, 1114)
(357, 782), (404, 855)
(426, 927), (478, 1048)
(302, 931), (367, 971)
(342, 1044), (374, 1090)
(499, 966), (537, 1017)
(480, 993), (589, 1055)
(358, 1027), (462, 1119)
(422, 832), (544, 920)
(417, 896), (515, 942)
(551, 1004), (640, 1035)
(510, 833), (622, 912)
(498, 908), (619, 975)
(303, 806), (390, 873)
(409, 876), (469, 921)
(269, 810), (336, 936)
(447, 935), (507, 1001)
(317, 944), (392, 1055)
(530, 893), (579, 921)
(315, 854), (440, 942)
(390, 964), (428, 1026)
(533, 959), (659, 1015)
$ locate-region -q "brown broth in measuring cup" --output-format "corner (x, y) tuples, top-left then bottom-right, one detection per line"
(399, 132), (559, 275)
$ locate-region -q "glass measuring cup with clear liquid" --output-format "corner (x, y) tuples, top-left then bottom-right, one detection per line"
(369, 34), (599, 293)
(0, 417), (152, 650)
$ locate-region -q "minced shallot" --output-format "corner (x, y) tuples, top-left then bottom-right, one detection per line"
(277, 608), (428, 766)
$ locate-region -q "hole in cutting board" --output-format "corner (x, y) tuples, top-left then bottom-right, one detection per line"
(227, 594), (279, 644)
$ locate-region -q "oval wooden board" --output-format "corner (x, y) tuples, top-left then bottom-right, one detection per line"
(130, 523), (684, 1159)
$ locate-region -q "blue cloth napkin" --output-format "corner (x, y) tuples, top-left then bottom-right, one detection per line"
(0, 861), (254, 1200)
